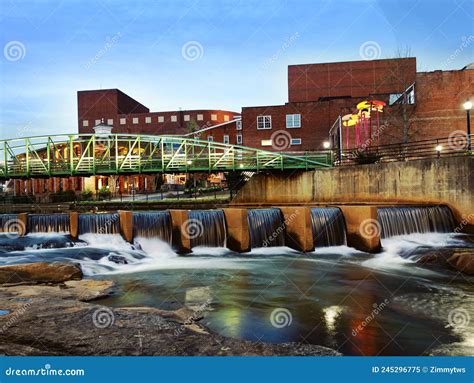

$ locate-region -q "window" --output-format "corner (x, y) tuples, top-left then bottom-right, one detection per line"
(132, 117), (139, 124)
(236, 134), (243, 144)
(291, 138), (302, 145)
(171, 115), (177, 122)
(95, 119), (101, 125)
(211, 114), (217, 121)
(184, 114), (190, 122)
(158, 116), (164, 123)
(236, 120), (242, 130)
(257, 115), (272, 130)
(286, 114), (301, 128)
(145, 116), (151, 123)
(82, 120), (89, 127)
(208, 136), (214, 142)
(261, 139), (272, 146)
(120, 118), (126, 125)
(224, 115), (229, 122)
(223, 135), (229, 144)
(197, 114), (204, 121)
(107, 119), (113, 125)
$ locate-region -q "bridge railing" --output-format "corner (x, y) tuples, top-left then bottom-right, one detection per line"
(0, 134), (332, 178)
(334, 134), (473, 165)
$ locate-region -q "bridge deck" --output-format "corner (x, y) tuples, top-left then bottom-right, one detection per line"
(0, 134), (332, 179)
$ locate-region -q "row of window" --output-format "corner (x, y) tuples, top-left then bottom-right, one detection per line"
(83, 113), (231, 127)
(256, 114), (301, 130)
(207, 134), (243, 145)
(205, 135), (300, 147)
(261, 138), (301, 146)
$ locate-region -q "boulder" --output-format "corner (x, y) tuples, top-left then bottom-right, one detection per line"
(448, 250), (474, 275)
(0, 262), (82, 284)
(416, 249), (474, 275)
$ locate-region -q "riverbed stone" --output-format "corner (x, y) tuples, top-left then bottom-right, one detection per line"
(0, 280), (341, 356)
(0, 262), (83, 284)
(416, 248), (474, 275)
(447, 250), (474, 275)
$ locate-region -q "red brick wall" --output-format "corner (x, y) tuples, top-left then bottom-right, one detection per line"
(241, 98), (377, 151)
(288, 58), (416, 102)
(408, 69), (473, 140)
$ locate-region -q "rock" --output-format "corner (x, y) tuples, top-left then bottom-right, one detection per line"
(0, 262), (82, 284)
(448, 250), (474, 275)
(416, 248), (474, 275)
(108, 255), (128, 265)
(0, 280), (341, 356)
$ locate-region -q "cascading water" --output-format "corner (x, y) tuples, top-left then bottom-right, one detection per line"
(247, 208), (285, 248)
(28, 213), (70, 233)
(188, 210), (227, 248)
(78, 213), (120, 235)
(310, 207), (347, 247)
(378, 206), (456, 238)
(133, 211), (172, 244)
(0, 214), (19, 232)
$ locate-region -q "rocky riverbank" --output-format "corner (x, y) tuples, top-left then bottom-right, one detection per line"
(0, 262), (341, 356)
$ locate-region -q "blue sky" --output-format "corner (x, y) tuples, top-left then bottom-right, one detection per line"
(0, 0), (473, 138)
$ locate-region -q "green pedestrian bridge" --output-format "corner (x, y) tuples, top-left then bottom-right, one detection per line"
(0, 134), (333, 179)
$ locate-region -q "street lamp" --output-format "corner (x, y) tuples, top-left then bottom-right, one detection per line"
(323, 141), (331, 149)
(435, 144), (442, 158)
(463, 100), (472, 151)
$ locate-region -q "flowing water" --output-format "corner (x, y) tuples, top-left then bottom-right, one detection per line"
(133, 211), (172, 244)
(78, 213), (120, 235)
(247, 208), (285, 248)
(0, 211), (473, 356)
(378, 206), (456, 238)
(310, 207), (347, 247)
(188, 210), (226, 248)
(28, 213), (70, 233)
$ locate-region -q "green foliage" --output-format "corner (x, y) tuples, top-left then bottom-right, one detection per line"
(97, 186), (111, 200)
(81, 190), (94, 201)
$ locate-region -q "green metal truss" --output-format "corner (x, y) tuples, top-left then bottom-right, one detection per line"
(0, 134), (333, 179)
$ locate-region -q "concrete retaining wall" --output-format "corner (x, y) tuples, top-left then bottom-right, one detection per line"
(232, 156), (474, 233)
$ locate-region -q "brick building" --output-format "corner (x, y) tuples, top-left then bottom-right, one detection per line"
(239, 57), (473, 152)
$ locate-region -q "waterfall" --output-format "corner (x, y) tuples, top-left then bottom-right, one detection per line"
(78, 213), (120, 235)
(188, 210), (227, 248)
(247, 208), (285, 248)
(378, 206), (456, 238)
(310, 207), (347, 247)
(28, 214), (70, 233)
(0, 214), (19, 232)
(133, 211), (172, 244)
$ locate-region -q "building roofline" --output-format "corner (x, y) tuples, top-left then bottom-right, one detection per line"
(288, 57), (416, 67)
